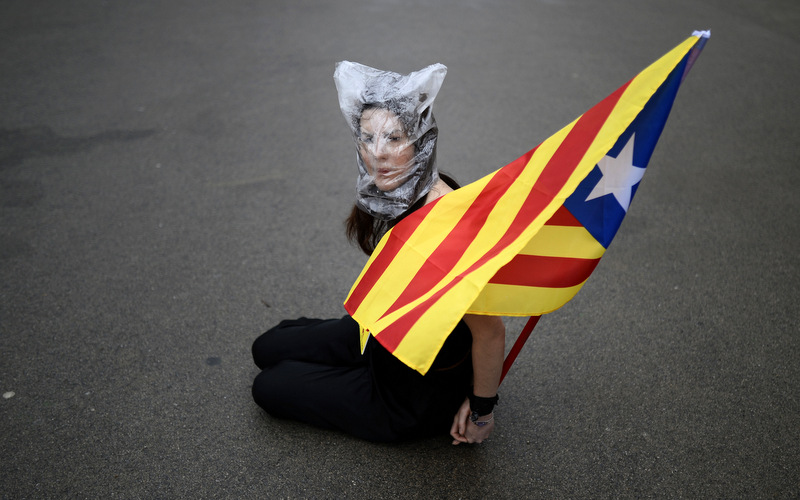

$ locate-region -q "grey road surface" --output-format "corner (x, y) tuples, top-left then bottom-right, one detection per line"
(1, 0), (798, 498)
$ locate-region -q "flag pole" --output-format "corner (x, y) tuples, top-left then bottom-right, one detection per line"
(499, 315), (541, 384)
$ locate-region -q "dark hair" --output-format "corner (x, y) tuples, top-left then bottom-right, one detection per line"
(345, 172), (460, 255)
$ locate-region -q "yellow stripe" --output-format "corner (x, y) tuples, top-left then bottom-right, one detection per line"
(519, 224), (606, 259)
(467, 225), (606, 315)
(467, 281), (588, 316)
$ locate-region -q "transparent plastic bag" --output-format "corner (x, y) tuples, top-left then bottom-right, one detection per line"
(334, 61), (447, 219)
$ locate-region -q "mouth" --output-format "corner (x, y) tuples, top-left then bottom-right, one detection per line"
(375, 168), (396, 179)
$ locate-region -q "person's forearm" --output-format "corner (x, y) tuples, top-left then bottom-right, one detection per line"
(451, 315), (505, 444)
(465, 315), (505, 398)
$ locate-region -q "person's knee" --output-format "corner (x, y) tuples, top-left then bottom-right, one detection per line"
(251, 332), (276, 369)
(251, 370), (282, 414)
(252, 336), (265, 369)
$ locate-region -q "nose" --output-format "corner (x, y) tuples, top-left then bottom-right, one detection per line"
(366, 138), (390, 161)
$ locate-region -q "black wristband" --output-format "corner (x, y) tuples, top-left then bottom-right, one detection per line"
(468, 393), (499, 416)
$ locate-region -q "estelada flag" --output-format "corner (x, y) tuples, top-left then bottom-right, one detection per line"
(345, 31), (710, 374)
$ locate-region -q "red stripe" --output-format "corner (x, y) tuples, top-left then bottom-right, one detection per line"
(346, 146), (537, 314)
(488, 254), (600, 288)
(545, 205), (581, 226)
(375, 80), (630, 352)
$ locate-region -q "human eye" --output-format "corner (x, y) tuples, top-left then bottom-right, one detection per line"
(360, 133), (374, 144)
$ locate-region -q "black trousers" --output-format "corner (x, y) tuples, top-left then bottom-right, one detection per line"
(251, 315), (472, 442)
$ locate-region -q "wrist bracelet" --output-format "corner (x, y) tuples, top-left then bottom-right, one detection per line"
(469, 411), (494, 427)
(468, 392), (499, 416)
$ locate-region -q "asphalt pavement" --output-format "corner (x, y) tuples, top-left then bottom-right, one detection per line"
(1, 0), (798, 498)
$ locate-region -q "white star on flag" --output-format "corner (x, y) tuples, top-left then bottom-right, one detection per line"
(584, 133), (646, 212)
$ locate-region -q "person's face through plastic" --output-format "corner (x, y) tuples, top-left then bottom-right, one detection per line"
(358, 107), (415, 192)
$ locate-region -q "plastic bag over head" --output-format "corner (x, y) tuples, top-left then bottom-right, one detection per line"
(334, 61), (447, 220)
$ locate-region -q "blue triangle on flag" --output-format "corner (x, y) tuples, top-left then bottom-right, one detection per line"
(564, 53), (690, 249)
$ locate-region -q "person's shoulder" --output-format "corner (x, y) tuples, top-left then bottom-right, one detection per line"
(424, 178), (453, 205)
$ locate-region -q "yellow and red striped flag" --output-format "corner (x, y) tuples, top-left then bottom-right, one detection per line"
(345, 31), (709, 374)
